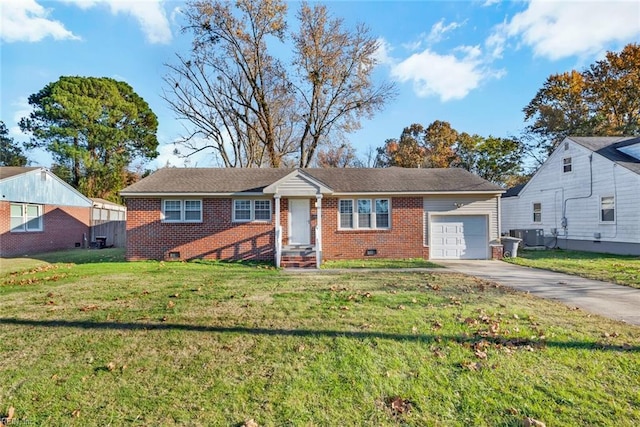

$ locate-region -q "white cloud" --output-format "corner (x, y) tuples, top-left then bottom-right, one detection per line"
(62, 0), (172, 44)
(482, 0), (501, 7)
(374, 38), (395, 66)
(496, 0), (640, 60)
(0, 0), (80, 42)
(391, 46), (503, 102)
(427, 19), (464, 44)
(401, 19), (464, 52)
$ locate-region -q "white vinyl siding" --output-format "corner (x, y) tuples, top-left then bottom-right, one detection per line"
(501, 139), (640, 246)
(339, 198), (391, 230)
(233, 199), (272, 222)
(162, 200), (202, 223)
(10, 203), (43, 232)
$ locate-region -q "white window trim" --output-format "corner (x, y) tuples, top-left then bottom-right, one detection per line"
(532, 202), (542, 223)
(161, 199), (202, 223)
(599, 195), (615, 223)
(10, 203), (43, 232)
(338, 198), (391, 230)
(563, 157), (572, 173)
(232, 199), (272, 223)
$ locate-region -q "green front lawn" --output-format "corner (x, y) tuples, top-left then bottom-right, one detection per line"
(1, 252), (639, 425)
(505, 249), (640, 289)
(322, 258), (440, 269)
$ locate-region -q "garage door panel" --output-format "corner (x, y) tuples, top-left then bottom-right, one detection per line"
(430, 215), (488, 260)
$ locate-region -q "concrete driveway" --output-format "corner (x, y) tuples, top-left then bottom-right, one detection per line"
(436, 260), (640, 326)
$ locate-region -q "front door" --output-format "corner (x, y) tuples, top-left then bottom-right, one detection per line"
(289, 199), (310, 245)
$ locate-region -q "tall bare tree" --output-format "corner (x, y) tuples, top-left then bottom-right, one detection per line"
(164, 0), (395, 168)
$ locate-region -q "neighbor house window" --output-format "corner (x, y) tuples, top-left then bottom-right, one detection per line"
(233, 199), (272, 222)
(339, 198), (390, 229)
(10, 203), (43, 232)
(600, 196), (615, 222)
(532, 202), (542, 223)
(162, 200), (202, 223)
(563, 157), (572, 173)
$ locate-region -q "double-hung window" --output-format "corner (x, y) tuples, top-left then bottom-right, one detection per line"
(339, 198), (390, 229)
(10, 203), (43, 232)
(532, 202), (542, 223)
(233, 199), (272, 222)
(600, 196), (615, 222)
(563, 157), (572, 173)
(162, 200), (202, 222)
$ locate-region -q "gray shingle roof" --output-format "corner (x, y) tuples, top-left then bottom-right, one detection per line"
(120, 167), (503, 195)
(569, 136), (640, 175)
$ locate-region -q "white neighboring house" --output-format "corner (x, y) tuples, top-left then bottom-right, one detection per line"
(501, 136), (640, 256)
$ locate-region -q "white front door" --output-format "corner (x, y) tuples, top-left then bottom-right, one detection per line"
(289, 199), (310, 245)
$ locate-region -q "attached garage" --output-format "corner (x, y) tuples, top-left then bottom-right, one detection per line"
(430, 215), (489, 259)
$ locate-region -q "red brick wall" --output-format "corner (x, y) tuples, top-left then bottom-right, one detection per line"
(320, 197), (425, 260)
(125, 198), (275, 261)
(0, 201), (90, 257)
(125, 196), (428, 262)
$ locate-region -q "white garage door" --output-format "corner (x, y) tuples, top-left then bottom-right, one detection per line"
(430, 215), (488, 259)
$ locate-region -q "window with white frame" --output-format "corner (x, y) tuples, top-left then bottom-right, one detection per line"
(532, 202), (542, 223)
(339, 198), (390, 229)
(162, 200), (202, 222)
(600, 196), (615, 222)
(339, 200), (353, 228)
(233, 199), (272, 222)
(376, 199), (390, 228)
(563, 157), (572, 173)
(10, 203), (43, 232)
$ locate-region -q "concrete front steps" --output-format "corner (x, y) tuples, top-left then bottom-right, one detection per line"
(281, 246), (317, 268)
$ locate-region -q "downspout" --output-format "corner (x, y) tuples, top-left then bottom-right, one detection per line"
(562, 154), (593, 236)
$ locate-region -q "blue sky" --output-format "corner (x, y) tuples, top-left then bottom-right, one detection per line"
(1, 0), (639, 169)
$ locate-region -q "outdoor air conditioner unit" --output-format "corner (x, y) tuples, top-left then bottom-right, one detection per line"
(509, 229), (545, 247)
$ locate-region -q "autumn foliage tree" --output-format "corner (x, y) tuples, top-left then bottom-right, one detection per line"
(164, 0), (395, 168)
(376, 120), (523, 186)
(523, 43), (640, 162)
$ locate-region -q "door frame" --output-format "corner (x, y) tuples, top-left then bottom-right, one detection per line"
(288, 199), (311, 245)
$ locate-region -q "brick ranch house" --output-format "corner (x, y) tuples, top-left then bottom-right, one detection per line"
(120, 167), (505, 267)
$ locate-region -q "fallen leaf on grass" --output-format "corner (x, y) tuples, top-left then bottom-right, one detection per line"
(80, 305), (98, 312)
(432, 348), (446, 359)
(397, 305), (405, 310)
(428, 284), (441, 291)
(107, 362), (116, 371)
(522, 417), (545, 427)
(386, 396), (413, 415)
(71, 409), (81, 418)
(170, 293), (180, 298)
(243, 419), (259, 427)
(462, 361), (481, 371)
(474, 350), (487, 359)
(432, 321), (442, 330)
(339, 306), (349, 311)
(167, 301), (175, 309)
